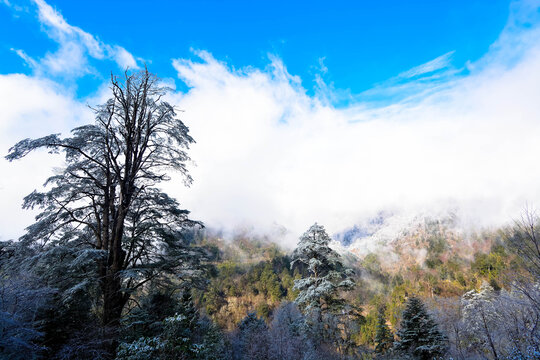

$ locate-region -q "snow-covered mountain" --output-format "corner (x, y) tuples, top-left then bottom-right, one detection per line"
(330, 209), (487, 271)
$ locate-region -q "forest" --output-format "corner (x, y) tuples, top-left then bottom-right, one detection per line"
(1, 69), (540, 360)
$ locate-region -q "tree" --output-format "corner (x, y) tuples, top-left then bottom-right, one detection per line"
(117, 289), (229, 360)
(267, 302), (306, 360)
(394, 297), (447, 360)
(461, 283), (501, 360)
(5, 69), (208, 347)
(506, 208), (540, 278)
(430, 297), (467, 360)
(0, 245), (51, 359)
(374, 306), (393, 354)
(290, 223), (355, 314)
(290, 223), (356, 357)
(505, 208), (540, 316)
(232, 312), (269, 360)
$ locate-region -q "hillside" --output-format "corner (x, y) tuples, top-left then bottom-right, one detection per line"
(194, 216), (515, 339)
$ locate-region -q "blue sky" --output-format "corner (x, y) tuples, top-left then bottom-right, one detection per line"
(1, 0), (510, 99)
(2, 0), (540, 245)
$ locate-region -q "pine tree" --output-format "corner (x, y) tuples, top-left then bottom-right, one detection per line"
(374, 306), (393, 354)
(160, 290), (199, 359)
(394, 297), (447, 360)
(117, 289), (228, 360)
(192, 316), (229, 360)
(268, 302), (306, 360)
(233, 312), (269, 360)
(290, 223), (355, 314)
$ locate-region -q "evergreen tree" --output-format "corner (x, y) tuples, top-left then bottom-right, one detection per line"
(394, 297), (447, 360)
(268, 302), (306, 360)
(0, 244), (51, 359)
(290, 223), (356, 356)
(192, 316), (230, 360)
(160, 290), (199, 359)
(117, 289), (228, 360)
(374, 306), (393, 354)
(233, 312), (269, 360)
(122, 290), (180, 341)
(5, 69), (210, 355)
(290, 223), (355, 314)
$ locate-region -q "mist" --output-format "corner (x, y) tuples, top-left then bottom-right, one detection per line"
(2, 1), (540, 249)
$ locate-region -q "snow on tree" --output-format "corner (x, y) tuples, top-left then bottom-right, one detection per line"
(496, 287), (540, 358)
(461, 282), (502, 360)
(290, 223), (355, 314)
(232, 312), (269, 360)
(5, 69), (210, 349)
(267, 302), (306, 360)
(160, 290), (199, 358)
(290, 223), (357, 357)
(394, 296), (448, 360)
(116, 289), (228, 360)
(0, 260), (51, 358)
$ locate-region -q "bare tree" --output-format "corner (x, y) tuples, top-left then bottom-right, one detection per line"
(507, 207), (540, 275)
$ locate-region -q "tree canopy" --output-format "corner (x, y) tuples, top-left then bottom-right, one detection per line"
(291, 223), (355, 314)
(394, 297), (447, 360)
(5, 69), (209, 353)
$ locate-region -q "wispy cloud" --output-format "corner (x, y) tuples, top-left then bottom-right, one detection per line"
(8, 0), (139, 77)
(356, 51), (461, 106)
(11, 48), (38, 68)
(398, 51), (455, 79)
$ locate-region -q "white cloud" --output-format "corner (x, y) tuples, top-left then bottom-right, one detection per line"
(0, 74), (93, 240)
(164, 1), (540, 247)
(8, 0), (140, 77)
(111, 45), (139, 70)
(3, 0), (540, 251)
(11, 48), (38, 68)
(398, 51), (455, 79)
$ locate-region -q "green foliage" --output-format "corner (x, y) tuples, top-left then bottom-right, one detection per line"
(374, 306), (394, 354)
(363, 253), (383, 275)
(202, 285), (228, 316)
(122, 291), (180, 341)
(387, 284), (409, 328)
(255, 303), (271, 319)
(359, 309), (378, 346)
(291, 223), (355, 314)
(233, 313), (268, 360)
(117, 290), (228, 360)
(199, 252), (297, 328)
(394, 297), (448, 360)
(471, 251), (506, 279)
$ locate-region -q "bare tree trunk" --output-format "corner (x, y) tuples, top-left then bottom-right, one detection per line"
(480, 309), (499, 360)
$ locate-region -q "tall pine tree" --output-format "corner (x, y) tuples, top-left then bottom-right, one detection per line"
(290, 223), (356, 357)
(290, 223), (355, 314)
(374, 306), (393, 354)
(233, 312), (269, 360)
(394, 297), (447, 360)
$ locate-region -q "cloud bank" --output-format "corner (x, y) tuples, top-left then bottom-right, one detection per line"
(2, 0), (540, 248)
(168, 1), (540, 245)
